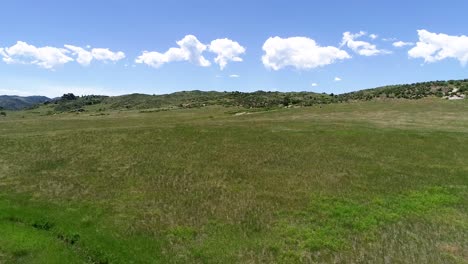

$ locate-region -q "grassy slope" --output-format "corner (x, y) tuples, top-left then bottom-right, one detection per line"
(0, 99), (467, 263)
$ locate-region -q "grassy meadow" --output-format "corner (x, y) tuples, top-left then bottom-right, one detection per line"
(0, 98), (467, 263)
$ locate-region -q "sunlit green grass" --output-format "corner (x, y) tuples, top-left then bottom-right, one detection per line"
(0, 98), (467, 263)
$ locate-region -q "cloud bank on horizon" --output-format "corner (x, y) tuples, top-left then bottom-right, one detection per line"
(1, 29), (468, 71)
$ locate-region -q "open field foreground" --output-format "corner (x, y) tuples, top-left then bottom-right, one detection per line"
(0, 99), (467, 263)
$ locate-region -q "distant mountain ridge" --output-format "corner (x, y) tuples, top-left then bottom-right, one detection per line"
(0, 95), (50, 110)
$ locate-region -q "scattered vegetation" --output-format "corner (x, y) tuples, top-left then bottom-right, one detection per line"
(48, 79), (468, 113)
(52, 94), (108, 112)
(339, 79), (468, 101)
(2, 79), (467, 113)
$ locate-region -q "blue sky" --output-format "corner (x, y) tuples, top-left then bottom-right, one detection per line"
(1, 0), (468, 97)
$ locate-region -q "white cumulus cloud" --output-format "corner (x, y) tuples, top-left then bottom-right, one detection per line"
(392, 41), (414, 48)
(341, 31), (390, 56)
(0, 41), (73, 69)
(135, 35), (211, 68)
(334, 77), (342, 81)
(64, 45), (94, 65)
(91, 48), (125, 62)
(262, 36), (350, 70)
(65, 45), (126, 66)
(209, 38), (245, 70)
(311, 82), (318, 87)
(369, 34), (378, 40)
(408, 29), (468, 65)
(0, 42), (125, 69)
(229, 74), (240, 78)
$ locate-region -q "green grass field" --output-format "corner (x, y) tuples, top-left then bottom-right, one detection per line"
(0, 98), (467, 263)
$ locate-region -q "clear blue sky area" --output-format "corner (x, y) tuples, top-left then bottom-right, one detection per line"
(1, 0), (467, 97)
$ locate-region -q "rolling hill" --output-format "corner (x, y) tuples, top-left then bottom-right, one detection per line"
(41, 79), (468, 114)
(2, 79), (467, 113)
